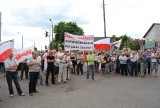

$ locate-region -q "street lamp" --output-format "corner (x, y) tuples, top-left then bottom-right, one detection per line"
(30, 40), (35, 49)
(17, 32), (23, 49)
(49, 19), (53, 49)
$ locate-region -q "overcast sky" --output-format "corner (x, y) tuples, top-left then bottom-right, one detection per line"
(0, 0), (160, 50)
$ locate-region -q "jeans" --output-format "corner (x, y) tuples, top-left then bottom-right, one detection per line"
(127, 62), (131, 75)
(87, 65), (95, 79)
(104, 64), (109, 76)
(120, 64), (127, 76)
(46, 66), (55, 84)
(20, 63), (28, 79)
(6, 72), (22, 95)
(77, 63), (83, 75)
(29, 72), (39, 93)
(131, 62), (138, 76)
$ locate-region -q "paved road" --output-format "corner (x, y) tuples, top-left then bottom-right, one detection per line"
(0, 71), (160, 108)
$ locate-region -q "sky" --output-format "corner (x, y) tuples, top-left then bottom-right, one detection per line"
(0, 0), (160, 50)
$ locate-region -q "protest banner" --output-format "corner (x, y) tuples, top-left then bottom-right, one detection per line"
(64, 32), (94, 51)
(0, 39), (14, 62)
(14, 46), (34, 63)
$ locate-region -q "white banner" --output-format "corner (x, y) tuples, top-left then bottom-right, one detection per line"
(14, 46), (34, 63)
(64, 32), (94, 51)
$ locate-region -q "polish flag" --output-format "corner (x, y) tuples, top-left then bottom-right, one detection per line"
(94, 38), (110, 50)
(0, 40), (14, 62)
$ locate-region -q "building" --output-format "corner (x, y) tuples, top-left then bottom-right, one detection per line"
(143, 23), (160, 50)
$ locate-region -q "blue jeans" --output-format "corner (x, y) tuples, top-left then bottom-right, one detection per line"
(87, 65), (95, 79)
(104, 64), (108, 76)
(6, 71), (22, 95)
(127, 62), (131, 75)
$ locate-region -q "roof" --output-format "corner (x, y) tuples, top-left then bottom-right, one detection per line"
(143, 23), (160, 38)
(130, 39), (145, 44)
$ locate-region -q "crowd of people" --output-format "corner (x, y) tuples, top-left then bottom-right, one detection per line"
(0, 47), (160, 100)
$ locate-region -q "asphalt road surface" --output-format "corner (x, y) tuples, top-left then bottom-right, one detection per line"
(0, 70), (160, 108)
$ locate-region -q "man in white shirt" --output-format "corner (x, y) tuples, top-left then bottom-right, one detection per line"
(27, 51), (41, 96)
(130, 51), (138, 77)
(57, 47), (67, 83)
(4, 52), (25, 97)
(150, 48), (159, 77)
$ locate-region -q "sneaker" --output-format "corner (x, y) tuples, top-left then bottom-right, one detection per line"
(29, 93), (33, 96)
(9, 94), (14, 97)
(20, 93), (25, 96)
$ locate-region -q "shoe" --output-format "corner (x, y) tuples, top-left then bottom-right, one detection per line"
(141, 76), (145, 78)
(33, 90), (39, 93)
(20, 93), (25, 96)
(0, 99), (1, 101)
(52, 82), (56, 84)
(63, 81), (67, 83)
(46, 84), (49, 86)
(9, 94), (14, 97)
(29, 93), (33, 96)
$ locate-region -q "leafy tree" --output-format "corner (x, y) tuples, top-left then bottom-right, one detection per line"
(113, 34), (130, 50)
(52, 21), (84, 50)
(129, 41), (140, 51)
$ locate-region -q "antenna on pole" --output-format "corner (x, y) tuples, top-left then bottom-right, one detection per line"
(103, 0), (107, 37)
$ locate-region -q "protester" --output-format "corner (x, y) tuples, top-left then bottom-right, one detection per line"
(27, 51), (41, 96)
(119, 52), (128, 76)
(82, 54), (88, 73)
(150, 48), (159, 77)
(146, 50), (151, 75)
(20, 59), (28, 80)
(46, 50), (56, 86)
(77, 51), (83, 75)
(130, 51), (138, 77)
(70, 52), (77, 74)
(57, 47), (67, 83)
(139, 51), (147, 78)
(86, 51), (95, 80)
(111, 53), (117, 75)
(4, 52), (25, 97)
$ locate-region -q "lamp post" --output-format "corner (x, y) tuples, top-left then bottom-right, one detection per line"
(49, 19), (53, 49)
(30, 40), (35, 50)
(17, 32), (23, 49)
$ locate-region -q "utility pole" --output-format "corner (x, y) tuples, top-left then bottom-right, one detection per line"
(0, 12), (2, 42)
(103, 0), (107, 37)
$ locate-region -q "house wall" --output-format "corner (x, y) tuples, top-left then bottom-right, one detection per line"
(145, 26), (156, 41)
(155, 25), (160, 41)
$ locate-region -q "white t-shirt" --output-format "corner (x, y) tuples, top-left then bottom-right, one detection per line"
(151, 53), (158, 62)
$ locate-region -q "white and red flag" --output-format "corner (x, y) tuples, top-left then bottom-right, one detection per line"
(14, 46), (34, 63)
(111, 39), (122, 48)
(94, 38), (110, 50)
(0, 40), (14, 62)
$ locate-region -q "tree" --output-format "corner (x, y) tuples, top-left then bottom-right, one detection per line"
(113, 34), (130, 50)
(129, 41), (140, 51)
(52, 21), (84, 50)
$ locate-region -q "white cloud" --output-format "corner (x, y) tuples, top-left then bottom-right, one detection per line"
(1, 0), (160, 50)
